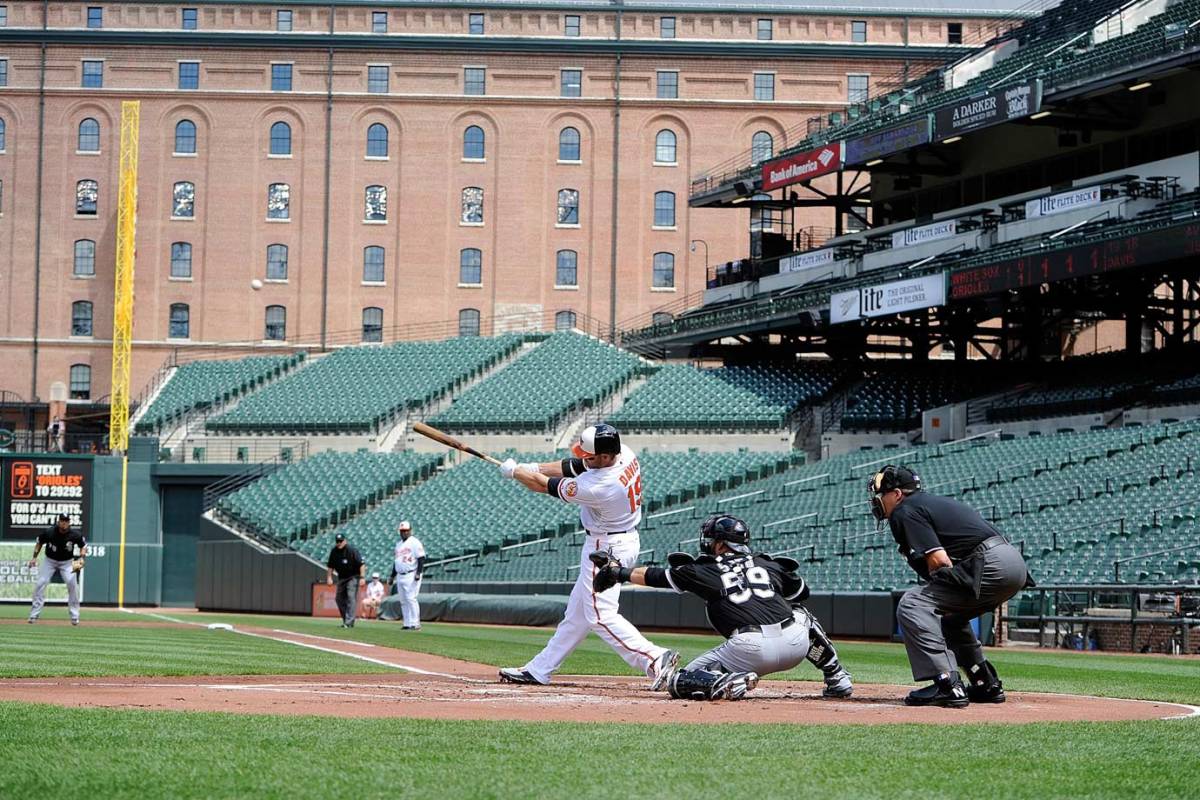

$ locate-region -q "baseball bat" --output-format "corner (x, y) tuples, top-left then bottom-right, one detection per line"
(411, 421), (502, 466)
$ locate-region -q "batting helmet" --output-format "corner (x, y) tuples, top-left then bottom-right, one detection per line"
(867, 465), (922, 520)
(699, 514), (751, 555)
(572, 423), (621, 458)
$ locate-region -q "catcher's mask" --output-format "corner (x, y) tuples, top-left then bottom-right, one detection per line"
(867, 465), (922, 521)
(699, 514), (751, 556)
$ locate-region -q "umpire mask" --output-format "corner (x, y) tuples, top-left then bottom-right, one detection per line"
(867, 465), (922, 522)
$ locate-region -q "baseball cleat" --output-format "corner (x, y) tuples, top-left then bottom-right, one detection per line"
(714, 671), (758, 701)
(822, 669), (853, 698)
(71, 620), (79, 626)
(648, 649), (680, 691)
(905, 675), (969, 708)
(27, 618), (36, 624)
(967, 682), (1006, 703)
(498, 668), (547, 685)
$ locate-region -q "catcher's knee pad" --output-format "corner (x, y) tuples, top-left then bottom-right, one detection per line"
(799, 608), (840, 672)
(668, 669), (758, 701)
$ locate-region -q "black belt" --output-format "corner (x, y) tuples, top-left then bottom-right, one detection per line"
(733, 617), (794, 637)
(587, 530), (632, 536)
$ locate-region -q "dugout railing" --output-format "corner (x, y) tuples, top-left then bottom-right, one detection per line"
(1003, 583), (1200, 653)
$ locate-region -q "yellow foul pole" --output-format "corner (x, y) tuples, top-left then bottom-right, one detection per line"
(110, 101), (139, 608)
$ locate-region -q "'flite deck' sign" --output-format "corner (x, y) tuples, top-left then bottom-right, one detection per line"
(761, 143), (844, 191)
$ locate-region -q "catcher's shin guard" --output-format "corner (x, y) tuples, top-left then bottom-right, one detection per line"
(799, 607), (842, 674)
(667, 669), (758, 701)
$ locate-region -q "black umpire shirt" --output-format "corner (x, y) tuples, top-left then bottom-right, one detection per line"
(888, 492), (1002, 562)
(662, 553), (807, 639)
(38, 525), (86, 561)
(327, 545), (364, 581)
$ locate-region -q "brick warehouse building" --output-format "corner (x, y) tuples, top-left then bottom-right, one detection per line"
(0, 1), (1024, 404)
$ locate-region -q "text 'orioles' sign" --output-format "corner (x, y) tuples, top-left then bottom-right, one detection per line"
(1, 456), (93, 540)
(761, 142), (844, 191)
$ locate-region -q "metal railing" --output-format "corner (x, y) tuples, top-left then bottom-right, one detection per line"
(1114, 542), (1200, 583)
(0, 430), (110, 455)
(1004, 582), (1200, 652)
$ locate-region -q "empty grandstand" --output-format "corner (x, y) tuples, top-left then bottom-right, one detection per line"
(205, 335), (523, 435)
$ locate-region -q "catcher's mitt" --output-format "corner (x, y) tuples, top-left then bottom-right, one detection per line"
(71, 558), (84, 574)
(588, 550), (623, 593)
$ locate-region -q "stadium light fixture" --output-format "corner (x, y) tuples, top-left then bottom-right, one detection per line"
(1030, 111), (1052, 120)
(865, 158), (884, 167)
(1127, 81), (1152, 92)
(942, 136), (962, 144)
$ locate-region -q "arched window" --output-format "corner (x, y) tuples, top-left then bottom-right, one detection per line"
(172, 181), (195, 218)
(73, 240), (96, 276)
(266, 244), (288, 280)
(264, 305), (286, 340)
(652, 252), (675, 289)
(555, 310), (577, 331)
(76, 180), (98, 215)
(170, 242), (192, 278)
(267, 183), (289, 219)
(653, 191), (675, 227)
(555, 250), (577, 287)
(655, 130), (677, 164)
(463, 125), (485, 159)
(363, 246), (385, 283)
(461, 187), (483, 223)
(71, 301), (93, 337)
(458, 308), (481, 337)
(652, 311), (673, 326)
(174, 120), (197, 154)
(69, 364), (91, 400)
(557, 188), (579, 225)
(362, 307), (383, 343)
(751, 131), (773, 165)
(169, 303), (190, 338)
(269, 121), (291, 156)
(78, 118), (100, 152)
(459, 248), (482, 285)
(366, 123), (388, 157)
(364, 185), (387, 221)
(558, 127), (580, 161)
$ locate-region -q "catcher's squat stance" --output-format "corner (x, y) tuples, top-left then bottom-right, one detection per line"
(594, 514), (853, 702)
(497, 424), (678, 688)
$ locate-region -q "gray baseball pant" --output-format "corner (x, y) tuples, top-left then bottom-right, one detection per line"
(896, 538), (1027, 681)
(335, 577), (360, 625)
(685, 617), (811, 676)
(29, 558), (80, 623)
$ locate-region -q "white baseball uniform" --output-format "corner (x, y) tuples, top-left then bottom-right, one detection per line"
(394, 535), (425, 628)
(520, 444), (669, 684)
(365, 578), (386, 604)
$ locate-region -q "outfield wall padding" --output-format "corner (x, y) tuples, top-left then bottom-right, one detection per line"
(380, 593), (568, 626)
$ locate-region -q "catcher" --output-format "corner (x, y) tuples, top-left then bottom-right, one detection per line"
(28, 513), (86, 626)
(591, 514), (853, 702)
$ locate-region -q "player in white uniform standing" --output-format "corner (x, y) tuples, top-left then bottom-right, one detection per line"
(496, 423), (678, 688)
(391, 520), (426, 630)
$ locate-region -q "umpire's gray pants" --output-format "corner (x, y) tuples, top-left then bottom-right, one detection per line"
(896, 538), (1026, 681)
(685, 617), (811, 676)
(335, 577), (359, 625)
(29, 558), (80, 622)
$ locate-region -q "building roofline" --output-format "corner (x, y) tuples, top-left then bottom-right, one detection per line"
(0, 29), (966, 59)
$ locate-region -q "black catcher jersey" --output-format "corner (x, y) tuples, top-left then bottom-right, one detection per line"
(666, 553), (806, 638)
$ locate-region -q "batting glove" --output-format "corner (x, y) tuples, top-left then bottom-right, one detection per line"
(500, 458), (518, 479)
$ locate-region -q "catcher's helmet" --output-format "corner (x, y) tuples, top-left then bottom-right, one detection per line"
(572, 423), (621, 458)
(867, 465), (922, 520)
(699, 514), (751, 555)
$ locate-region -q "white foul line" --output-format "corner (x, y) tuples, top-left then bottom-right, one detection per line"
(271, 629), (377, 647)
(123, 608), (485, 683)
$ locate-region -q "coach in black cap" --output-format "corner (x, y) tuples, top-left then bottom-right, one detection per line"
(326, 533), (365, 628)
(870, 465), (1032, 708)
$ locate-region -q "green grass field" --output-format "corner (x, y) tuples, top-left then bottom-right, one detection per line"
(1, 605), (1197, 799)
